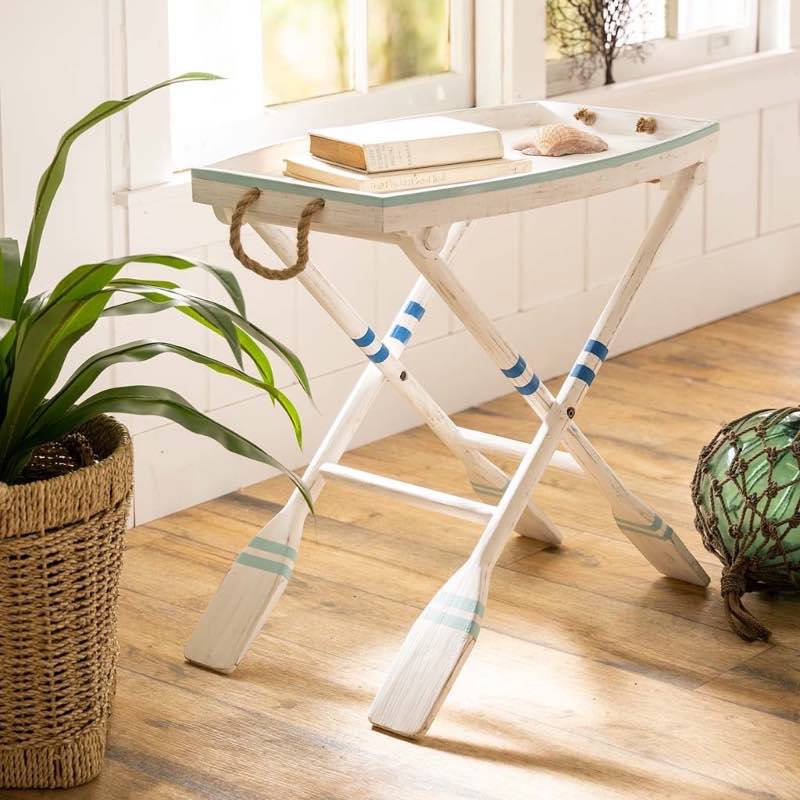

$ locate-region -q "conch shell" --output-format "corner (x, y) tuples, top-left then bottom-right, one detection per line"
(514, 124), (608, 157)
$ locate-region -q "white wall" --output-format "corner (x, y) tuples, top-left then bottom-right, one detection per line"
(2, 6), (799, 524)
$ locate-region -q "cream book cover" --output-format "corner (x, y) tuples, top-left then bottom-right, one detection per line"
(308, 116), (504, 173)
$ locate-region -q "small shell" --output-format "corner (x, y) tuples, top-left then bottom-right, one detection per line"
(513, 124), (608, 157)
(636, 116), (657, 134)
(574, 107), (597, 126)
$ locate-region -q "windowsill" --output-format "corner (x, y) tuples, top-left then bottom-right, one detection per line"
(554, 48), (800, 113)
(116, 48), (800, 211)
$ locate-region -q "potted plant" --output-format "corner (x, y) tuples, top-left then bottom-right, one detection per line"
(0, 73), (310, 789)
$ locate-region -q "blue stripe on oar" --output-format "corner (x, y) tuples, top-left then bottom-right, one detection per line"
(248, 537), (297, 561)
(352, 328), (375, 348)
(584, 339), (608, 361)
(236, 553), (293, 578)
(369, 344), (390, 363)
(516, 374), (540, 395)
(422, 608), (481, 638)
(501, 355), (526, 379)
(405, 301), (425, 320)
(390, 325), (412, 344)
(570, 364), (595, 385)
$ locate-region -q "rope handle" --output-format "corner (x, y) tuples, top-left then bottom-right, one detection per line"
(228, 187), (325, 281)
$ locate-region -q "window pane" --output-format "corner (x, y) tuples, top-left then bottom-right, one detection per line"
(546, 0), (665, 60)
(678, 0), (749, 34)
(368, 0), (450, 87)
(628, 0), (666, 43)
(262, 0), (353, 105)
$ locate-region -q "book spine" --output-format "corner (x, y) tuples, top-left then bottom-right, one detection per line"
(362, 142), (413, 172)
(363, 158), (527, 192)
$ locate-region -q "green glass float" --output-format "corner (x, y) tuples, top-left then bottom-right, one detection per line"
(692, 407), (800, 641)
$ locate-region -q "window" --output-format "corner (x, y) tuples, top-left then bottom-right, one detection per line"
(546, 0), (759, 95)
(261, 0), (452, 106)
(168, 0), (472, 170)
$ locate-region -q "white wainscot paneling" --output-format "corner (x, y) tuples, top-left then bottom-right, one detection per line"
(124, 179), (222, 254)
(450, 214), (520, 332)
(111, 246), (210, 436)
(520, 198), (585, 308)
(586, 184), (647, 288)
(1, 1), (111, 288)
(374, 241), (450, 344)
(646, 181), (704, 268)
(206, 232), (298, 410)
(131, 360), (366, 523)
(296, 231), (378, 379)
(130, 225), (800, 524)
(760, 102), (800, 233)
(705, 112), (759, 251)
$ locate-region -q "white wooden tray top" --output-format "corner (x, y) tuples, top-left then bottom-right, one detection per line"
(192, 100), (718, 236)
(187, 101), (718, 741)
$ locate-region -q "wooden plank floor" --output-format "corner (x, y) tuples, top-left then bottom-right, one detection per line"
(13, 296), (800, 800)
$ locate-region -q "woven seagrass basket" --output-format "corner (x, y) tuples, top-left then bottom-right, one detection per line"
(0, 415), (133, 789)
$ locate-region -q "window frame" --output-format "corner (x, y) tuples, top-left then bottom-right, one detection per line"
(118, 0), (799, 193)
(546, 0), (760, 96)
(165, 0), (474, 171)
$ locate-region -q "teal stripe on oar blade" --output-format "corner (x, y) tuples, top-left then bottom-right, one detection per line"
(615, 515), (671, 539)
(248, 537), (297, 561)
(471, 482), (504, 498)
(434, 592), (485, 617)
(237, 552), (293, 578)
(422, 608), (481, 638)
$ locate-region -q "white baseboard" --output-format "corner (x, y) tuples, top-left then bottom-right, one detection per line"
(130, 225), (800, 524)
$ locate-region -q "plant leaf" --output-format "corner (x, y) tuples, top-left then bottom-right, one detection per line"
(107, 282), (245, 368)
(17, 73), (221, 313)
(34, 339), (301, 445)
(46, 253), (245, 316)
(103, 297), (275, 387)
(109, 283), (309, 395)
(0, 238), (21, 319)
(15, 386), (311, 508)
(0, 293), (111, 464)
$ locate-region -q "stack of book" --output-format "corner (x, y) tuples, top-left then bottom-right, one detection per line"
(284, 116), (531, 193)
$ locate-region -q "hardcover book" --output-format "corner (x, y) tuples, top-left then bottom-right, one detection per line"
(284, 151), (531, 193)
(308, 116), (505, 173)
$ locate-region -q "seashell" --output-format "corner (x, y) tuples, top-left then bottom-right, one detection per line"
(513, 124), (608, 157)
(574, 107), (597, 126)
(636, 116), (657, 134)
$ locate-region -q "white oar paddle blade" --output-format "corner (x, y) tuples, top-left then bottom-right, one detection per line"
(612, 508), (710, 587)
(369, 563), (487, 738)
(184, 504), (305, 672)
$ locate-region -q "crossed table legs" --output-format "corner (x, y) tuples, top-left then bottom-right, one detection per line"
(185, 163), (710, 739)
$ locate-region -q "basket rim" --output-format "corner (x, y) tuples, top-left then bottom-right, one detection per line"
(0, 415), (133, 539)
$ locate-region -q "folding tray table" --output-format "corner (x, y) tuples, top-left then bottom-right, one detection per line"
(184, 100), (718, 739)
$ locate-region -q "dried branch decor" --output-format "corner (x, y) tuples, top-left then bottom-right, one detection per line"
(547, 0), (652, 85)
